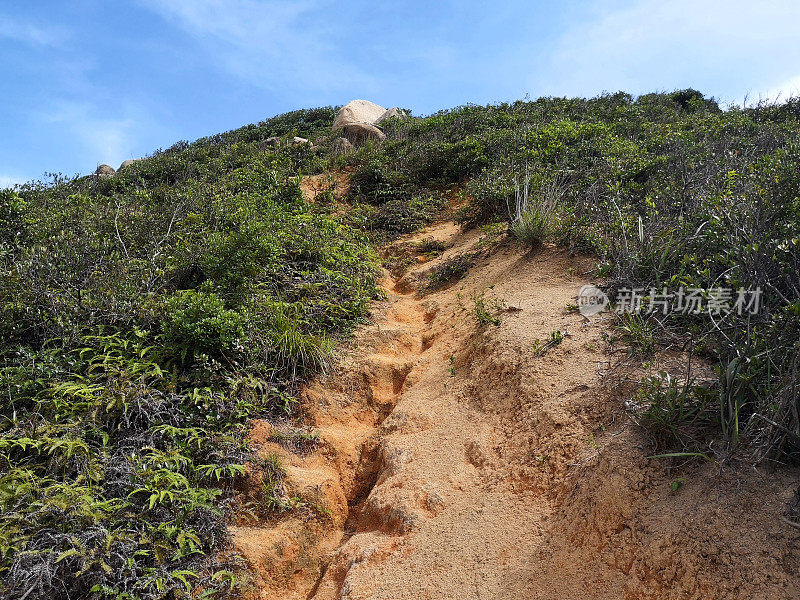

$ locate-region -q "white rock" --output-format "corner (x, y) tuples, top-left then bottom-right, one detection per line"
(342, 123), (386, 145)
(375, 107), (407, 124)
(332, 99), (386, 131)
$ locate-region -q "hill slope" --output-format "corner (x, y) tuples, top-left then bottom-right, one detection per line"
(235, 212), (799, 600)
(2, 91), (800, 599)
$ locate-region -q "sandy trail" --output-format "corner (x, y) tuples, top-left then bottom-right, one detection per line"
(233, 217), (800, 600)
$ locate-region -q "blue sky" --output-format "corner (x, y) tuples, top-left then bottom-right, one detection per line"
(2, 0), (800, 185)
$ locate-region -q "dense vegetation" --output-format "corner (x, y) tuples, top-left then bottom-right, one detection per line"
(0, 108), (380, 599)
(2, 90), (799, 598)
(365, 90), (800, 460)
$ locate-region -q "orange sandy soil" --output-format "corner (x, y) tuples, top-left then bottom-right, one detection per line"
(230, 180), (800, 600)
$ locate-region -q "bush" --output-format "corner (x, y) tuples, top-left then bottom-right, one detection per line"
(426, 254), (473, 290)
(457, 169), (514, 227)
(165, 290), (246, 359)
(354, 89), (800, 462)
(0, 110), (378, 598)
(0, 190), (26, 253)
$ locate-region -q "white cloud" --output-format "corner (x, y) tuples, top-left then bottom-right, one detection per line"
(40, 101), (145, 173)
(749, 74), (800, 105)
(539, 0), (800, 102)
(138, 0), (374, 93)
(0, 14), (68, 47)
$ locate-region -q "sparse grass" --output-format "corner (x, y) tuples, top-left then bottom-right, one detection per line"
(532, 330), (566, 356)
(617, 313), (657, 357)
(383, 237), (447, 278)
(414, 237), (447, 256)
(637, 372), (716, 451)
(471, 290), (505, 326)
(269, 425), (319, 454)
(508, 172), (561, 247)
(255, 453), (302, 514)
(475, 222), (507, 254)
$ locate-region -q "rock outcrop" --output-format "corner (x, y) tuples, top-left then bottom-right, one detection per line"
(376, 107), (407, 124)
(332, 100), (407, 146)
(342, 123), (386, 145)
(118, 159), (142, 172)
(332, 99), (387, 131)
(95, 164), (116, 178)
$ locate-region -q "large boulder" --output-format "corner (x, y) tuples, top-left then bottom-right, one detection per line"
(95, 164), (116, 178)
(342, 123), (386, 145)
(375, 107), (407, 124)
(118, 158), (142, 172)
(332, 100), (386, 131)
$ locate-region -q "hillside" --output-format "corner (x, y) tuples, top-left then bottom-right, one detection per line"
(1, 91), (800, 599)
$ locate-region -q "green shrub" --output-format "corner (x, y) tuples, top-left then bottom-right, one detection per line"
(413, 136), (489, 184)
(617, 313), (657, 357)
(457, 169), (514, 227)
(165, 290), (246, 359)
(0, 108), (378, 598)
(0, 190), (26, 253)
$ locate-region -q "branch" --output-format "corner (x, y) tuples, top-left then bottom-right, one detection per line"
(114, 202), (130, 259)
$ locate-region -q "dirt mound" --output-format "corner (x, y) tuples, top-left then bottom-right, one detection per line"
(232, 212), (800, 599)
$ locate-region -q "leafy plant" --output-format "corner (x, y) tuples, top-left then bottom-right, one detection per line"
(617, 313), (657, 357)
(165, 290), (246, 360)
(533, 330), (566, 357)
(471, 291), (505, 326)
(638, 372), (716, 450)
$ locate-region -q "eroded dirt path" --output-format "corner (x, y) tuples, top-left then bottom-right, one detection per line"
(233, 217), (800, 600)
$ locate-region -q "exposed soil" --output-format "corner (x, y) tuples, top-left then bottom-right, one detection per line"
(232, 194), (800, 598)
(298, 170), (352, 203)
